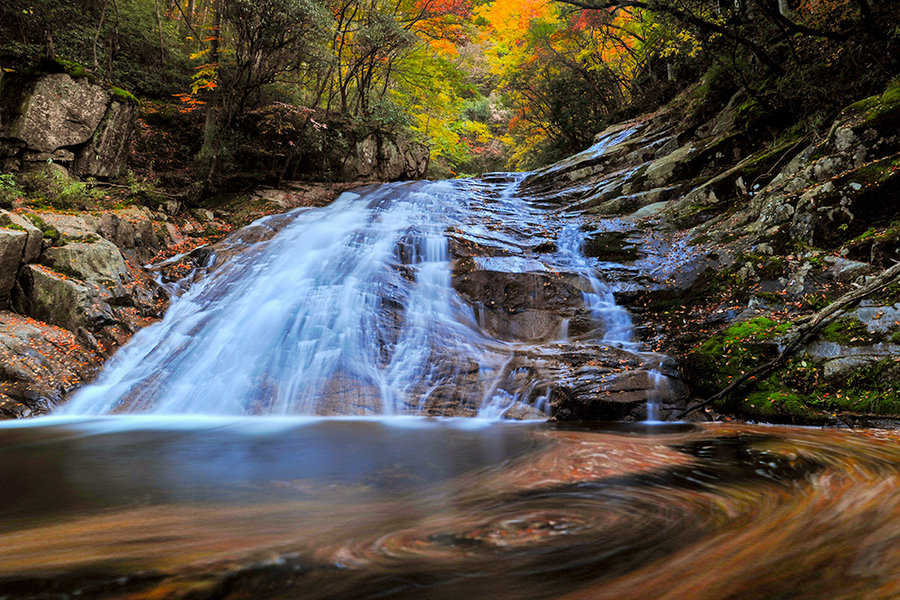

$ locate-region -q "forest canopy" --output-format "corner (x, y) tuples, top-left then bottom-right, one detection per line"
(1, 0), (896, 183)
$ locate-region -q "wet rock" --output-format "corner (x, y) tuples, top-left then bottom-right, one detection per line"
(454, 270), (587, 315)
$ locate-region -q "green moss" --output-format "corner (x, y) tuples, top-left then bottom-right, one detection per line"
(56, 58), (92, 79)
(1, 223), (26, 232)
(863, 78), (900, 126)
(23, 213), (61, 242)
(737, 389), (821, 421)
(821, 317), (871, 345)
(889, 331), (900, 344)
(685, 317), (791, 394)
(110, 86), (139, 104)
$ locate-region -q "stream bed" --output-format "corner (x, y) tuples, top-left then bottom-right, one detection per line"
(1, 417), (900, 599)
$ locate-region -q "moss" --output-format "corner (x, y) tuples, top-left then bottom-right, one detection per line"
(889, 331), (900, 344)
(57, 59), (92, 79)
(28, 58), (97, 81)
(685, 317), (791, 394)
(23, 213), (61, 242)
(744, 253), (788, 279)
(821, 317), (871, 345)
(735, 388), (822, 422)
(1, 223), (26, 232)
(110, 86), (139, 105)
(863, 77), (900, 127)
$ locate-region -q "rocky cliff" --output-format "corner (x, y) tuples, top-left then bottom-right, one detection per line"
(523, 77), (900, 425)
(0, 69), (138, 179)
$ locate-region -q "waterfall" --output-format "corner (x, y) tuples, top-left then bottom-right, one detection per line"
(60, 135), (664, 419)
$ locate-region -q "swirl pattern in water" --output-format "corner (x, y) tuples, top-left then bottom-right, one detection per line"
(1, 418), (899, 599)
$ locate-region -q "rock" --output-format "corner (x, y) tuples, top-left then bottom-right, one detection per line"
(42, 238), (132, 284)
(630, 201), (669, 219)
(21, 149), (76, 163)
(643, 144), (692, 187)
(3, 73), (110, 152)
(823, 356), (876, 381)
(15, 265), (116, 332)
(825, 256), (874, 283)
(0, 211), (41, 263)
(0, 311), (100, 418)
(97, 210), (160, 262)
(73, 99), (138, 179)
(34, 212), (101, 240)
(342, 134), (430, 181)
(855, 305), (900, 333)
(0, 227), (27, 308)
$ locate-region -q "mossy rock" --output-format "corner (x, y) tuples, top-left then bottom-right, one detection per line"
(821, 316), (872, 345)
(844, 77), (900, 132)
(684, 316), (791, 395)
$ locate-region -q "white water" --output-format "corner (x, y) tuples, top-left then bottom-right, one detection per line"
(61, 141), (646, 418)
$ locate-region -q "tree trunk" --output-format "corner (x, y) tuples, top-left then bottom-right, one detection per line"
(199, 0), (223, 186)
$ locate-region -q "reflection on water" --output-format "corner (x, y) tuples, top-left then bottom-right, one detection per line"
(1, 418), (900, 599)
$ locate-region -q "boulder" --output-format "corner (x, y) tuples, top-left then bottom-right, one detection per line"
(0, 227), (27, 308)
(15, 265), (116, 332)
(73, 100), (138, 179)
(4, 73), (110, 152)
(0, 211), (41, 263)
(42, 238), (132, 284)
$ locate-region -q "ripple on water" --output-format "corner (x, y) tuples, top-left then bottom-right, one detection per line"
(1, 421), (899, 599)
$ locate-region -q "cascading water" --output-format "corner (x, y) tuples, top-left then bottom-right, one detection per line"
(60, 130), (665, 419)
(555, 224), (635, 348)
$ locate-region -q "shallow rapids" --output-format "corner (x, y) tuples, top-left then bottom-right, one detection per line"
(2, 418), (899, 599)
(59, 173), (639, 417)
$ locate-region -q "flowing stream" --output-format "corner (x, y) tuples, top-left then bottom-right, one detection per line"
(60, 169), (652, 418)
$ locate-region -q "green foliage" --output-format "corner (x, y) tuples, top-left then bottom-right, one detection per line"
(0, 174), (24, 207)
(19, 169), (103, 211)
